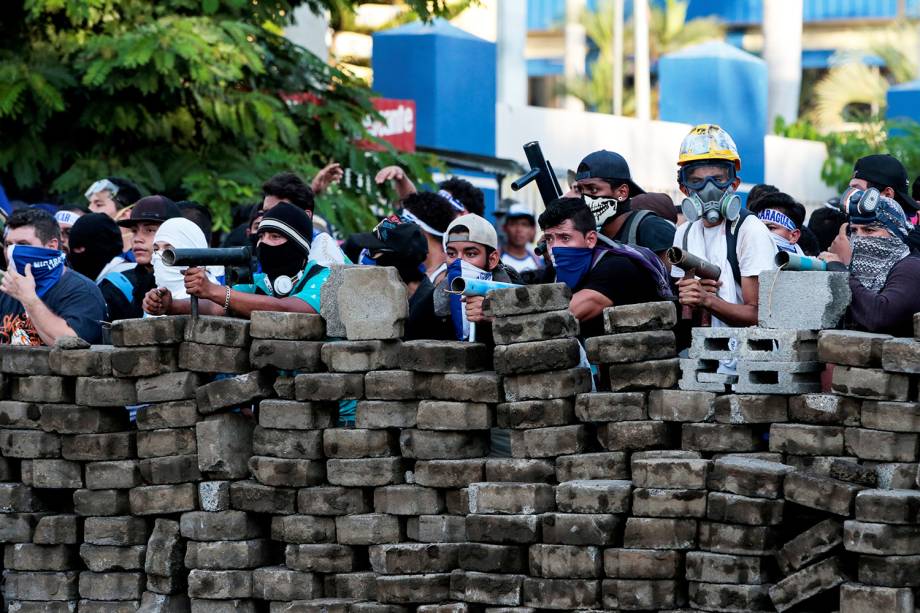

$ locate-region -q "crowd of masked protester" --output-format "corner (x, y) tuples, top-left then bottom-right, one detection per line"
(2, 124), (919, 361)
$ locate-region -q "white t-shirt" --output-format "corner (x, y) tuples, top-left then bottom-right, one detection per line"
(672, 215), (777, 313)
(501, 249), (543, 274)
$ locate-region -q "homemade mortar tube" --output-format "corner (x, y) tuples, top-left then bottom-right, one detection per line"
(775, 251), (847, 272)
(448, 277), (521, 296)
(666, 247), (722, 281)
(161, 247), (252, 319)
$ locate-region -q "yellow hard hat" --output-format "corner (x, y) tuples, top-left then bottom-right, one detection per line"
(678, 124), (741, 171)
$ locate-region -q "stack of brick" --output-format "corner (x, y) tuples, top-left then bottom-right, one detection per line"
(680, 327), (822, 395)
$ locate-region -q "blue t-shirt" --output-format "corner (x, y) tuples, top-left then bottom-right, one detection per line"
(232, 261), (329, 312)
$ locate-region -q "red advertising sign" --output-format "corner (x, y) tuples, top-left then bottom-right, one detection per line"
(363, 98), (416, 152)
(280, 92), (416, 152)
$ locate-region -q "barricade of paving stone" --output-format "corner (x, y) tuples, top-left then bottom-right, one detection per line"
(2, 295), (920, 612)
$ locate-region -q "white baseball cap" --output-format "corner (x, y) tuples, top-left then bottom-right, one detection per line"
(443, 213), (499, 251)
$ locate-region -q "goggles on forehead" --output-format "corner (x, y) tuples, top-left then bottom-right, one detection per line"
(678, 162), (736, 191)
(84, 179), (120, 200)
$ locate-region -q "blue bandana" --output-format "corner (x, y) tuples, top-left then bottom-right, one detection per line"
(852, 195), (913, 243)
(758, 209), (797, 231)
(446, 259), (491, 341)
(8, 245), (67, 298)
(552, 246), (594, 290)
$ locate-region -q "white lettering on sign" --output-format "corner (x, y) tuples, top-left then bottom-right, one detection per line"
(364, 105), (415, 138)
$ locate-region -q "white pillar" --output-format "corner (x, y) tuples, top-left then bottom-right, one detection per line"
(612, 0), (625, 115)
(285, 5), (330, 62)
(564, 0), (587, 111)
(633, 0), (651, 120)
(497, 0), (528, 107)
(763, 0), (803, 128)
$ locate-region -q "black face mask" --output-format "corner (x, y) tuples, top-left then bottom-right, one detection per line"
(68, 248), (113, 281)
(257, 241), (306, 294)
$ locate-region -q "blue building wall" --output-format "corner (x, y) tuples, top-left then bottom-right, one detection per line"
(372, 19), (496, 157)
(658, 41), (768, 185)
(887, 80), (920, 125)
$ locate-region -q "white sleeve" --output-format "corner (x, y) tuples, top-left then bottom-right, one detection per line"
(737, 216), (778, 277)
(308, 233), (347, 267)
(670, 222), (689, 279)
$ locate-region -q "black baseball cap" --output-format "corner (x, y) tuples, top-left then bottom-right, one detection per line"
(350, 214), (428, 264)
(575, 150), (646, 197)
(117, 195), (181, 227)
(853, 154), (917, 212)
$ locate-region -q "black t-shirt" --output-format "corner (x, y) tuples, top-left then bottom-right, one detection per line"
(0, 269), (107, 345)
(614, 211), (676, 254)
(406, 277), (457, 341)
(99, 265), (156, 322)
(575, 252), (661, 338)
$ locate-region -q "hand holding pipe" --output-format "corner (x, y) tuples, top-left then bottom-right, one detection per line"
(666, 247), (722, 281)
(160, 247), (252, 319)
(775, 251), (848, 272)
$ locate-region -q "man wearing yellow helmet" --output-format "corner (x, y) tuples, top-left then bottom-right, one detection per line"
(671, 124), (776, 329)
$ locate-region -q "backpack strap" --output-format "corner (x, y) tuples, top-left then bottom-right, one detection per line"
(624, 210), (653, 247)
(726, 209), (754, 286)
(102, 271), (134, 303)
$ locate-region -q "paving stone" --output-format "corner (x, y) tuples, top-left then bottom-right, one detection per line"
(599, 420), (671, 451)
(818, 330), (891, 367)
(249, 456), (324, 488)
(844, 520), (920, 555)
(137, 428), (197, 458)
(0, 483), (45, 513)
(603, 578), (685, 610)
(861, 401), (920, 432)
(457, 543), (527, 573)
(338, 266), (407, 339)
(33, 515), (79, 545)
(326, 457), (405, 487)
(603, 548), (682, 579)
(400, 430), (489, 460)
(31, 459), (82, 489)
(296, 373), (365, 401)
(502, 368), (591, 401)
(688, 581), (773, 612)
(250, 311), (325, 340)
(0, 345), (53, 374)
(707, 456), (791, 499)
(80, 544), (146, 572)
(408, 515), (467, 543)
(322, 340), (402, 372)
(84, 459), (143, 490)
(857, 554), (920, 587)
(130, 484), (197, 515)
(586, 331), (676, 364)
(250, 339), (324, 371)
(368, 543), (461, 575)
(462, 570), (525, 606)
(484, 283), (571, 317)
(41, 405), (129, 434)
(110, 346), (177, 378)
(0, 400), (43, 429)
(375, 485), (444, 516)
(769, 423), (845, 455)
(881, 338), (920, 374)
(681, 423), (762, 453)
(631, 457), (710, 489)
(831, 366), (909, 401)
(428, 372), (503, 403)
(196, 371), (272, 414)
(607, 358), (680, 392)
(494, 338), (580, 375)
(74, 489), (130, 516)
(0, 512), (49, 543)
(492, 309), (579, 345)
(10, 375), (73, 403)
(555, 452), (629, 482)
(632, 487), (707, 518)
(3, 570), (78, 600)
(555, 480), (631, 514)
(110, 316), (186, 346)
(364, 370), (430, 400)
(845, 428), (919, 462)
(355, 401), (419, 429)
(840, 583), (914, 613)
(50, 344), (113, 376)
(416, 401), (491, 431)
(784, 471), (864, 516)
(62, 432), (135, 461)
(139, 455), (202, 484)
(137, 592), (191, 612)
(467, 514), (541, 545)
(685, 551), (774, 584)
(467, 483), (554, 515)
(495, 399), (573, 429)
(195, 414), (254, 479)
(376, 573), (452, 604)
(603, 301), (677, 333)
(179, 510), (261, 541)
(574, 392), (646, 423)
(698, 521), (776, 556)
(713, 394), (787, 424)
(830, 459), (878, 486)
(229, 480), (296, 515)
(776, 519), (843, 574)
(251, 566), (322, 601)
(623, 518), (697, 550)
(399, 340), (491, 373)
(335, 514), (402, 545)
(788, 393), (861, 426)
(4, 543), (76, 571)
(647, 389), (715, 422)
(74, 377), (136, 406)
(706, 491), (784, 526)
(271, 514), (336, 543)
(134, 400), (199, 430)
(178, 342), (249, 373)
(187, 569), (252, 599)
(484, 459), (555, 483)
(528, 544), (601, 578)
(185, 539), (269, 569)
(520, 577), (599, 609)
(855, 489), (920, 523)
(84, 516), (149, 546)
(768, 556), (845, 612)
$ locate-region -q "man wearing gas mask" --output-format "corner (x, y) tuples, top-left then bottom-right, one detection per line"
(143, 203), (329, 317)
(570, 150), (676, 267)
(819, 190), (920, 337)
(671, 124), (776, 328)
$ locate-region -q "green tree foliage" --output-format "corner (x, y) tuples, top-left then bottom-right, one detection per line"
(565, 0), (724, 115)
(0, 0), (447, 233)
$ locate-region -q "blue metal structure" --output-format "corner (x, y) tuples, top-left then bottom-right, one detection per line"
(658, 41), (768, 184)
(887, 80), (920, 124)
(372, 19), (496, 157)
